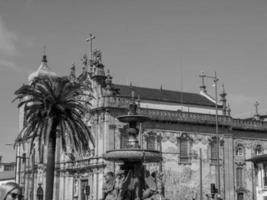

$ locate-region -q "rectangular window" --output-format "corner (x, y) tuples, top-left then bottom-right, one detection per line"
(120, 133), (129, 149)
(147, 136), (155, 150)
(80, 179), (88, 200)
(211, 141), (218, 161)
(179, 139), (189, 163)
(236, 168), (243, 187)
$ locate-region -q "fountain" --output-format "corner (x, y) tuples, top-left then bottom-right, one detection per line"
(103, 92), (162, 200)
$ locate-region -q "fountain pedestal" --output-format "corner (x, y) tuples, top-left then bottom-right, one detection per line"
(103, 96), (162, 200)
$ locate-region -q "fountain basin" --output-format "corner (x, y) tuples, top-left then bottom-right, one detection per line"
(104, 149), (162, 163)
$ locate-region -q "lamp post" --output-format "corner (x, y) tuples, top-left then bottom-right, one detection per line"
(199, 71), (220, 194)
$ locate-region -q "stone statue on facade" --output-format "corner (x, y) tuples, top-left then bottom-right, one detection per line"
(93, 49), (102, 64)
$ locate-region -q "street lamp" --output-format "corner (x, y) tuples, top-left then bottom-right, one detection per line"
(199, 71), (221, 194)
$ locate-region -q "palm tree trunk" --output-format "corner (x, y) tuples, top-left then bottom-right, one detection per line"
(45, 119), (59, 200)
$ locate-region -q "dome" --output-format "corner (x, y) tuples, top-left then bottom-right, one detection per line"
(28, 55), (57, 82)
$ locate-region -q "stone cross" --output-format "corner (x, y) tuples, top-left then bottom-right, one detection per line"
(199, 71), (206, 92)
(86, 33), (96, 61)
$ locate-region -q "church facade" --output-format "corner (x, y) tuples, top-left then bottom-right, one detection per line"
(16, 49), (267, 200)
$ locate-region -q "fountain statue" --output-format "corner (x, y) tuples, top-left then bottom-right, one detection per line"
(103, 92), (162, 200)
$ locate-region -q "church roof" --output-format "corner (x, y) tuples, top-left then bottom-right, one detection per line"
(114, 84), (221, 108)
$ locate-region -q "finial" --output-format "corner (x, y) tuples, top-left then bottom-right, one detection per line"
(81, 54), (88, 66)
(227, 104), (231, 116)
(105, 69), (113, 96)
(81, 54), (88, 74)
(42, 45), (47, 63)
(131, 90), (135, 101)
(93, 49), (102, 63)
(255, 101), (260, 116)
(199, 71), (207, 93)
(137, 95), (141, 108)
(70, 63), (76, 77)
(220, 84), (227, 115)
(222, 84), (225, 93)
(220, 84), (227, 98)
(105, 69), (112, 87)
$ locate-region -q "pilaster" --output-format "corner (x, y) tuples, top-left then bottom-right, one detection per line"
(224, 135), (234, 200)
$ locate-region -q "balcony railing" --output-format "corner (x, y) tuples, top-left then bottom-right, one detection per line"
(56, 156), (105, 172)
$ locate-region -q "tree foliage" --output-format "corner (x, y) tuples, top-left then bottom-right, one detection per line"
(13, 76), (95, 200)
(14, 76), (95, 152)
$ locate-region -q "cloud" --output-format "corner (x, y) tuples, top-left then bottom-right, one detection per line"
(0, 59), (19, 71)
(0, 59), (30, 74)
(0, 16), (18, 56)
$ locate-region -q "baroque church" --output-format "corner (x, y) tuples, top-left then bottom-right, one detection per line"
(16, 46), (267, 200)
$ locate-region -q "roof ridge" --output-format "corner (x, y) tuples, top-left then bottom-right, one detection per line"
(113, 83), (199, 96)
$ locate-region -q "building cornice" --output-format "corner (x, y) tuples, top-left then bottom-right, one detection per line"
(97, 96), (267, 132)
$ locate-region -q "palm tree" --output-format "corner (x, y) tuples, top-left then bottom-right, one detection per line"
(13, 76), (95, 200)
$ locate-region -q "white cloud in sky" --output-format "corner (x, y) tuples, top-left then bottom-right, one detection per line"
(0, 59), (19, 71)
(0, 16), (18, 56)
(0, 59), (31, 74)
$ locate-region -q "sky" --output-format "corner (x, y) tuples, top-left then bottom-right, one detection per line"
(1, 0), (267, 161)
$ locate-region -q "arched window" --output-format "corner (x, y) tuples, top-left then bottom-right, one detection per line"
(37, 184), (43, 200)
(146, 133), (156, 150)
(210, 137), (218, 162)
(178, 133), (192, 164)
(237, 193), (244, 200)
(235, 144), (244, 157)
(255, 144), (263, 155)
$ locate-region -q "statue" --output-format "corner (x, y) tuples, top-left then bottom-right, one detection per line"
(126, 167), (141, 200)
(93, 49), (102, 63)
(102, 170), (132, 200)
(103, 172), (116, 200)
(115, 169), (133, 200)
(81, 54), (88, 66)
(143, 170), (160, 200)
(103, 169), (163, 200)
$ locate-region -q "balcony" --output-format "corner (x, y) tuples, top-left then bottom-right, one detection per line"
(56, 157), (105, 173)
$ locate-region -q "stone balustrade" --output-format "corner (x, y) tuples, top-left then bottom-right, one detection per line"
(56, 156), (105, 172)
(100, 96), (267, 131)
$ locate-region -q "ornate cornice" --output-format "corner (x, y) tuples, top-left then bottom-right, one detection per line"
(97, 96), (267, 132)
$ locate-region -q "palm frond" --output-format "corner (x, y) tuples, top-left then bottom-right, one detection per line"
(14, 76), (95, 155)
